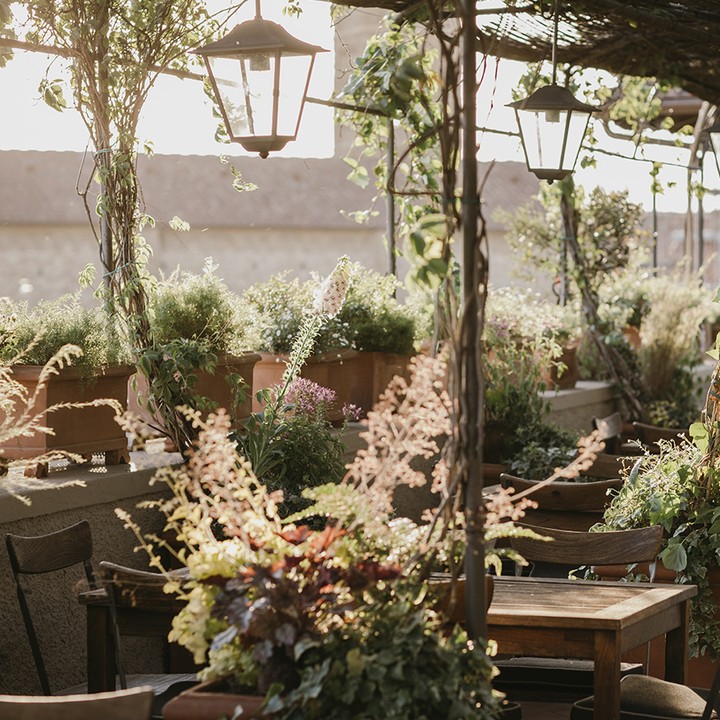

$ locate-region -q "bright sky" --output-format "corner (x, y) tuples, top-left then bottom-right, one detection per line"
(0, 0), (717, 214)
(0, 0), (335, 158)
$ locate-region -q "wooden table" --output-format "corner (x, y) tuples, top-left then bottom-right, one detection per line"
(79, 586), (188, 692)
(488, 576), (697, 720)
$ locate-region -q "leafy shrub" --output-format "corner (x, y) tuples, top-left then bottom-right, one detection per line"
(0, 294), (127, 374)
(151, 261), (257, 355)
(333, 263), (416, 354)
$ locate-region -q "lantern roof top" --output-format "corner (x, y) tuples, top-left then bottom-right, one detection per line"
(193, 17), (328, 57)
(507, 85), (597, 113)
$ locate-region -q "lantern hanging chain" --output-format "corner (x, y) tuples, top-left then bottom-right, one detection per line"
(551, 0), (559, 85)
(255, 0), (261, 19)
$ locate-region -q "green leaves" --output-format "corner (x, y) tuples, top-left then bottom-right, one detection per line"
(343, 157), (370, 189)
(39, 78), (67, 112)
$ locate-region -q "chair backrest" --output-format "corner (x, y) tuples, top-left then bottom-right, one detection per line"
(592, 412), (624, 454)
(98, 561), (179, 689)
(633, 422), (686, 452)
(582, 453), (631, 480)
(5, 520), (95, 695)
(509, 524), (663, 569)
(0, 686), (153, 720)
(500, 474), (623, 512)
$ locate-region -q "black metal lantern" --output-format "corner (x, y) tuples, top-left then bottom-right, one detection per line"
(706, 121), (720, 176)
(507, 2), (596, 182)
(193, 1), (327, 158)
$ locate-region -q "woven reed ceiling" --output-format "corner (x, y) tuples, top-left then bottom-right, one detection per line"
(330, 0), (720, 107)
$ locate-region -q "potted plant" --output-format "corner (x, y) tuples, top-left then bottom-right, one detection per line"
(597, 324), (720, 687)
(0, 294), (132, 475)
(242, 269), (356, 423)
(132, 261), (261, 443)
(483, 287), (579, 483)
(243, 262), (417, 421)
(329, 262), (416, 414)
(120, 353), (522, 720)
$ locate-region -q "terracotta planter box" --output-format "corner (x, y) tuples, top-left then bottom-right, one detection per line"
(164, 678), (265, 720)
(129, 352), (261, 428)
(350, 351), (413, 414)
(252, 349), (359, 423)
(544, 344), (580, 390)
(252, 351), (413, 422)
(0, 364), (134, 471)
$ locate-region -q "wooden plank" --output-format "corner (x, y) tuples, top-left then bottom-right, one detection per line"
(594, 630), (622, 720)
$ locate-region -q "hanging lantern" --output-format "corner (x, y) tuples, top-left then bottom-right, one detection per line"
(193, 3), (327, 158)
(507, 2), (596, 182)
(508, 85), (596, 182)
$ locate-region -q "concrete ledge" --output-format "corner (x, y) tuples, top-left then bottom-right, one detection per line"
(0, 447), (182, 524)
(542, 381), (618, 432)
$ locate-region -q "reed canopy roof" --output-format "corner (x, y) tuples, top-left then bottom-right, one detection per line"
(330, 0), (720, 107)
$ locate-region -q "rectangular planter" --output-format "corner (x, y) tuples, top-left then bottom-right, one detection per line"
(0, 364), (133, 466)
(129, 353), (261, 429)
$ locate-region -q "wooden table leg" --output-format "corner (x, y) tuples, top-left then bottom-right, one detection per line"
(86, 604), (116, 692)
(594, 630), (622, 720)
(665, 599), (690, 684)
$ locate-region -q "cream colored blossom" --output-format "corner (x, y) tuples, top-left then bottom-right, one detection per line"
(313, 255), (351, 317)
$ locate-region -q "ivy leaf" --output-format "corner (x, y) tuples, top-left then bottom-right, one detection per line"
(659, 541), (687, 572)
(690, 421), (709, 453)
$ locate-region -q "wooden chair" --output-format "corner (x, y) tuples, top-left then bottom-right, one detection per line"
(0, 686), (154, 720)
(633, 422), (687, 453)
(97, 561), (197, 693)
(5, 521), (196, 716)
(499, 473), (623, 531)
(494, 524), (663, 703)
(6, 520), (96, 696)
(592, 412), (633, 455)
(509, 523), (663, 574)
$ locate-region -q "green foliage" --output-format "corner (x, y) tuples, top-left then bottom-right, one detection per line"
(242, 272), (348, 356)
(499, 185), (647, 294)
(271, 587), (499, 720)
(243, 263), (416, 356)
(244, 378), (352, 523)
(507, 436), (580, 482)
(333, 263), (416, 355)
(483, 287), (580, 469)
(0, 294), (128, 374)
(150, 261), (257, 356)
(600, 440), (720, 659)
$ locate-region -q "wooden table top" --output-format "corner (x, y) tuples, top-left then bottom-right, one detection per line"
(488, 575), (697, 630)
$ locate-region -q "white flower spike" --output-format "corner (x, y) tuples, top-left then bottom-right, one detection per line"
(313, 256), (351, 318)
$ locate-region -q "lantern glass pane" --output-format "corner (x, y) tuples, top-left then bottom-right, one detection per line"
(517, 108), (589, 173)
(208, 53), (278, 139)
(276, 53), (313, 137)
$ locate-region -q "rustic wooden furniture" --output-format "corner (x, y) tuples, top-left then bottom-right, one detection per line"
(80, 564), (195, 695)
(488, 576), (696, 720)
(509, 524), (663, 574)
(6, 521), (195, 716)
(0, 686), (154, 720)
(500, 473), (623, 531)
(495, 525), (663, 700)
(6, 520), (96, 695)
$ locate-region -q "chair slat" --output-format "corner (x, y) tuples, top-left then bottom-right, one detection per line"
(500, 474), (622, 512)
(510, 524), (663, 567)
(6, 521), (93, 575)
(0, 686), (154, 720)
